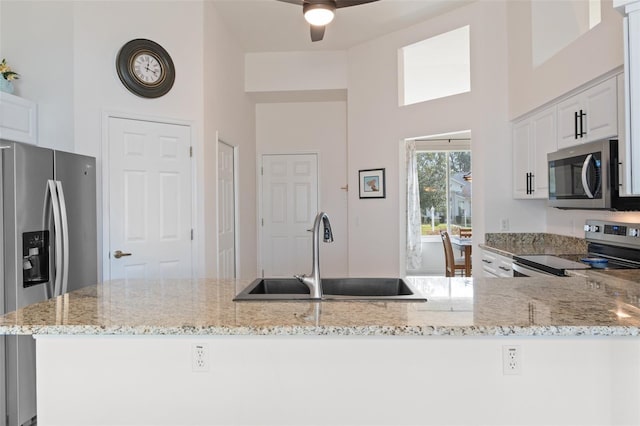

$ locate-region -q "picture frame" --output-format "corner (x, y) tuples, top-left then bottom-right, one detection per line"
(359, 168), (386, 199)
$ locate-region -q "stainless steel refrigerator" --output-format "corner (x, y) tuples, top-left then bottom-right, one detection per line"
(0, 140), (97, 426)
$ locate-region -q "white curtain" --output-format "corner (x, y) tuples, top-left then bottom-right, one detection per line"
(406, 140), (422, 270)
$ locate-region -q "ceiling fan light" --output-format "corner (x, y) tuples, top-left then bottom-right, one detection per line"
(303, 3), (335, 26)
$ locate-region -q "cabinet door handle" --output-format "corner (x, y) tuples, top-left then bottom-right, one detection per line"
(482, 259), (493, 264)
(574, 111), (579, 139)
(499, 266), (512, 271)
(526, 172), (533, 195)
(580, 110), (586, 138)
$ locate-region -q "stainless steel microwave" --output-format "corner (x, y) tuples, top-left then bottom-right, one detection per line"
(548, 139), (640, 210)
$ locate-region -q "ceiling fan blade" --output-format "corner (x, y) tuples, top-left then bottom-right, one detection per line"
(335, 0), (379, 8)
(310, 24), (325, 42)
(275, 0), (304, 5)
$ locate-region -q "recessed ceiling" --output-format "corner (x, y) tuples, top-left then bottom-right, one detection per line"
(212, 0), (474, 53)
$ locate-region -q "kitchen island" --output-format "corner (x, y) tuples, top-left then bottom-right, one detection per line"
(1, 275), (640, 425)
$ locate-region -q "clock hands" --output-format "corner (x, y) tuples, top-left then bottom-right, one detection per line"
(144, 63), (158, 76)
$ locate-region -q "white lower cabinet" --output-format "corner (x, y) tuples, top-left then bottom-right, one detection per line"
(481, 249), (513, 278)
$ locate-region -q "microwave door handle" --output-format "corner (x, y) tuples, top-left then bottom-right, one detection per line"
(581, 154), (595, 198)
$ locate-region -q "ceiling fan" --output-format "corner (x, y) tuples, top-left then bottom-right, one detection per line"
(277, 0), (380, 42)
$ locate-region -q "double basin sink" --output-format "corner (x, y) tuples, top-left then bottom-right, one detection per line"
(233, 277), (427, 302)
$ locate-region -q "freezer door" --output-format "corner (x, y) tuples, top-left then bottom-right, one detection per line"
(3, 141), (54, 426)
(54, 150), (97, 292)
(3, 141), (53, 310)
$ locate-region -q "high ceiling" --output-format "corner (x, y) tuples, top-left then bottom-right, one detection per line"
(212, 0), (474, 52)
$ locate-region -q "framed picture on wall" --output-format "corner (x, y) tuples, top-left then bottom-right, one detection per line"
(359, 168), (386, 199)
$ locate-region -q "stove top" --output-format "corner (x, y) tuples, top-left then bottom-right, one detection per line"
(514, 219), (640, 276)
(514, 254), (591, 275)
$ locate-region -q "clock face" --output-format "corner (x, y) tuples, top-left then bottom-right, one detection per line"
(132, 52), (163, 86)
(116, 39), (175, 98)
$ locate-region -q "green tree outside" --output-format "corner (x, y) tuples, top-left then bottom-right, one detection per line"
(416, 150), (471, 235)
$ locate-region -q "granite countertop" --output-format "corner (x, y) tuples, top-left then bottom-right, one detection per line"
(1, 274), (640, 336)
(480, 232), (589, 258)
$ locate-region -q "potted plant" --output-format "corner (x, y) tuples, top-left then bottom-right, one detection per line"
(0, 58), (19, 94)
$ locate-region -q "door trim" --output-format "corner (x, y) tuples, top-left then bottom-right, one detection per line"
(101, 111), (198, 281)
(216, 134), (239, 279)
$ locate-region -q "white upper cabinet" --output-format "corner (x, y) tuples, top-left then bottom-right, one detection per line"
(556, 77), (618, 150)
(513, 106), (557, 199)
(0, 93), (37, 145)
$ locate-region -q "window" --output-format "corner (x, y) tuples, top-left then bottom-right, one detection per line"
(399, 25), (470, 106)
(415, 148), (471, 237)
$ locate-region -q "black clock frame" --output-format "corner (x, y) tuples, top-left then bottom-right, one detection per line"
(116, 39), (175, 99)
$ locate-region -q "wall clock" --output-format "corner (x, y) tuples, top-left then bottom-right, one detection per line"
(116, 38), (175, 98)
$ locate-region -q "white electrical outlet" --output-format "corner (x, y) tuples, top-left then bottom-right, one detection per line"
(500, 218), (510, 232)
(192, 343), (209, 372)
(502, 345), (522, 375)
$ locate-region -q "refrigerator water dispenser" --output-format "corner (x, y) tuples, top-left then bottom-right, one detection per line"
(22, 230), (50, 287)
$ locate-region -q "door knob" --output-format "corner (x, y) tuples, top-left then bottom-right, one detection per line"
(113, 250), (132, 259)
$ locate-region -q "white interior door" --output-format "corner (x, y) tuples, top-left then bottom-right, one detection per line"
(218, 140), (236, 279)
(261, 154), (318, 277)
(108, 117), (193, 281)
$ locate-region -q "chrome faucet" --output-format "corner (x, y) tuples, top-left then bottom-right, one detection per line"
(294, 211), (333, 299)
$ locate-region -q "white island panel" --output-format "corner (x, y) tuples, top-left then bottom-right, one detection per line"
(35, 335), (640, 426)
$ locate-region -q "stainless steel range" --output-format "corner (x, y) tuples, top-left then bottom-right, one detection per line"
(513, 220), (640, 277)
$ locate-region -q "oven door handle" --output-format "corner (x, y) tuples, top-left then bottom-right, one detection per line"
(512, 262), (560, 277)
(581, 154), (595, 199)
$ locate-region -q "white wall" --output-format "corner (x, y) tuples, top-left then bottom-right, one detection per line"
(204, 2), (257, 280)
(346, 1), (537, 276)
(256, 101), (348, 277)
(410, 240), (446, 276)
(508, 0), (624, 120)
(0, 1), (74, 151)
(245, 51), (347, 93)
(0, 1), (258, 280)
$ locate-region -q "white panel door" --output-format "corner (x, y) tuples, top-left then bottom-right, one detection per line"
(108, 117), (192, 281)
(261, 154), (318, 277)
(218, 141), (236, 279)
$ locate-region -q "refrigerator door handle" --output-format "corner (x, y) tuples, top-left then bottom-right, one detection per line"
(47, 180), (63, 297)
(42, 184), (53, 299)
(56, 180), (70, 296)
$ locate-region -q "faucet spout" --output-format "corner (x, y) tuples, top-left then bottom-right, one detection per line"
(294, 211), (333, 299)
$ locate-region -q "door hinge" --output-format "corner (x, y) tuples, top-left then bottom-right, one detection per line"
(261, 166), (263, 176)
(262, 269), (265, 278)
(191, 229), (194, 240)
(190, 146), (193, 157)
(261, 218), (264, 226)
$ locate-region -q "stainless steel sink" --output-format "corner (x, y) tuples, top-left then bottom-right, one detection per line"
(233, 278), (427, 301)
